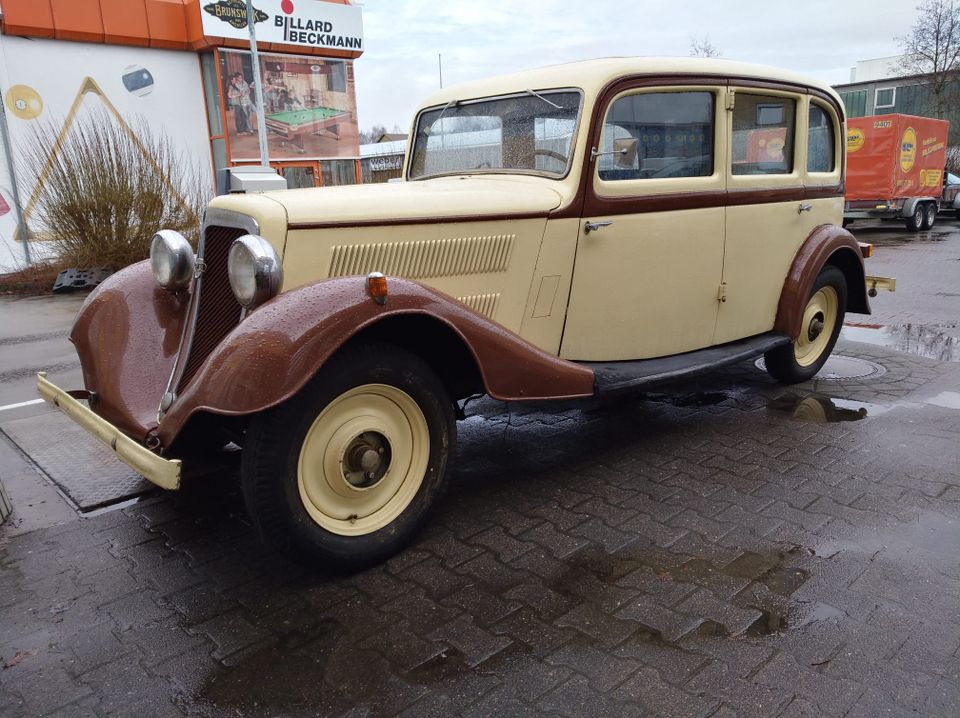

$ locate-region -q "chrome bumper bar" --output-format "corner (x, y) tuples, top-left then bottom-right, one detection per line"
(36, 373), (181, 490)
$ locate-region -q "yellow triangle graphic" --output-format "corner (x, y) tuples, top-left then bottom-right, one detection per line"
(17, 77), (197, 246)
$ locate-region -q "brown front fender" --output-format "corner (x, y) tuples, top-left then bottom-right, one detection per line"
(71, 260), (190, 441)
(773, 224), (870, 341)
(157, 277), (595, 447)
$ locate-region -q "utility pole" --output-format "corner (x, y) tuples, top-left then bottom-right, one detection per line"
(245, 0), (270, 167)
(438, 53), (443, 88)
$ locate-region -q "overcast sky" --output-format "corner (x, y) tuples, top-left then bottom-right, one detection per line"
(351, 0), (917, 132)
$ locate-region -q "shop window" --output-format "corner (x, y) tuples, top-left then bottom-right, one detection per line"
(200, 53), (224, 137)
(598, 91), (714, 181)
(807, 104), (835, 173)
(731, 94), (796, 175)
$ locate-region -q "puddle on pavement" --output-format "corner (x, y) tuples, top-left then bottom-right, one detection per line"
(767, 394), (880, 423)
(747, 600), (845, 636)
(842, 323), (960, 362)
(924, 391), (960, 410)
(813, 512), (960, 566)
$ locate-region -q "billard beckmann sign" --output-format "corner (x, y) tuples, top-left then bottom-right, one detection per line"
(201, 0), (364, 52)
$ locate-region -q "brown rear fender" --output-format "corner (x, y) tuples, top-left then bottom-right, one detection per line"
(774, 224), (870, 341)
(71, 260), (190, 441)
(157, 277), (595, 447)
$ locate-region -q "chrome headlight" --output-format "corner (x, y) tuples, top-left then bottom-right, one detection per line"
(228, 234), (283, 309)
(150, 230), (194, 291)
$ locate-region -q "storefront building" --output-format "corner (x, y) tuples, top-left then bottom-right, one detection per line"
(0, 0), (363, 270)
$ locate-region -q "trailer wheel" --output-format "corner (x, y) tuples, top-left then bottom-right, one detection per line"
(905, 205), (924, 232)
(921, 203), (937, 230)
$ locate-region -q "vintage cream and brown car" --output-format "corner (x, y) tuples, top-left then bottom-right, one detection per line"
(39, 58), (891, 568)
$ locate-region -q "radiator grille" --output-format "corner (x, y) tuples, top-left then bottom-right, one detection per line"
(456, 293), (500, 319)
(328, 235), (515, 280)
(177, 225), (245, 390)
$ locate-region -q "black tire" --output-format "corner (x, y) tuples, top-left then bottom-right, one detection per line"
(764, 266), (847, 384)
(922, 203), (936, 230)
(905, 205), (924, 232)
(241, 341), (455, 570)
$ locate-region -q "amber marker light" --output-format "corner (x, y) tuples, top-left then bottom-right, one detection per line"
(367, 272), (388, 305)
(858, 242), (873, 258)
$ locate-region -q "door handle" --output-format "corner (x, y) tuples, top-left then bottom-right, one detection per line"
(584, 220), (613, 234)
(798, 203), (813, 214)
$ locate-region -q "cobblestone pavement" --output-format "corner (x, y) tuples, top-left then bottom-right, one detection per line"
(1, 223), (959, 717)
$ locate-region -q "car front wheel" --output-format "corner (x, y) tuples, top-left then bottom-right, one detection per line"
(241, 342), (455, 570)
(764, 266), (847, 384)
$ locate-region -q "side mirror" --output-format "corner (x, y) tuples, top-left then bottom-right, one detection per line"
(613, 138), (639, 169)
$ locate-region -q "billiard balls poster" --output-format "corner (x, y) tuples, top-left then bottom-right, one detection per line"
(0, 35), (214, 272)
(218, 48), (359, 161)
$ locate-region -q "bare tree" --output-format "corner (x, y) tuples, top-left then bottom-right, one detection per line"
(899, 0), (960, 117)
(689, 34), (722, 58)
(358, 123), (388, 144)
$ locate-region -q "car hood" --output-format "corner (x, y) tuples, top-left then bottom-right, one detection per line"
(260, 176), (566, 226)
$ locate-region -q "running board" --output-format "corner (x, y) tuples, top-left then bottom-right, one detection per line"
(579, 332), (791, 393)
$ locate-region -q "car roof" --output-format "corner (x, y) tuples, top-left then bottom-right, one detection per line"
(418, 56), (842, 109)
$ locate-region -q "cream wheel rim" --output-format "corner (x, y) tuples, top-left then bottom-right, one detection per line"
(794, 286), (839, 367)
(297, 384), (430, 536)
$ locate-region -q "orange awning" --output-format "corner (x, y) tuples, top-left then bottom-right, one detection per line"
(0, 0), (362, 58)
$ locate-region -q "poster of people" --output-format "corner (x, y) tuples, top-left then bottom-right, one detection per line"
(219, 48), (360, 161)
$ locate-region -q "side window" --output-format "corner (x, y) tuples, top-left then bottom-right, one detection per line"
(807, 104), (836, 173)
(598, 91), (714, 181)
(731, 94), (796, 175)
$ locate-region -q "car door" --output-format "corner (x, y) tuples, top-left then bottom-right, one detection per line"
(713, 89), (841, 344)
(560, 85), (727, 361)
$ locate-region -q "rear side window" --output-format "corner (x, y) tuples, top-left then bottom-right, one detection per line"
(807, 104), (836, 173)
(598, 91), (714, 181)
(731, 94), (796, 175)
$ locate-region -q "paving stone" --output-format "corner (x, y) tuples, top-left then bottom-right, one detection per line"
(536, 673), (645, 718)
(614, 664), (719, 717)
(428, 615), (513, 667)
(554, 602), (639, 647)
(186, 610), (271, 661)
(545, 639), (641, 692)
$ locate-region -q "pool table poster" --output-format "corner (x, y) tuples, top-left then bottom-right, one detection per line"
(219, 48), (359, 161)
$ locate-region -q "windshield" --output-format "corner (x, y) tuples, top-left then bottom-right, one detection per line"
(408, 90), (582, 180)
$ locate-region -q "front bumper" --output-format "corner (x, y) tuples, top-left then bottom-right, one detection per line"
(37, 373), (181, 490)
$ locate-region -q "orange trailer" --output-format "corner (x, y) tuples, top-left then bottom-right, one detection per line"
(843, 113), (949, 231)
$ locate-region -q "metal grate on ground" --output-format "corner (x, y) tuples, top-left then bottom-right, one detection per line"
(0, 410), (153, 510)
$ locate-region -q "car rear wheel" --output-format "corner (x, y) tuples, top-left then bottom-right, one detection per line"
(922, 203), (937, 230)
(241, 342), (455, 570)
(764, 266), (847, 384)
(905, 205), (924, 232)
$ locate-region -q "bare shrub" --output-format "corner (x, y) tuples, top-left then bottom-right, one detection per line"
(946, 145), (960, 174)
(20, 109), (210, 270)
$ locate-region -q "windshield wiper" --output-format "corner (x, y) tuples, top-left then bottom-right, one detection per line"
(525, 89), (561, 109)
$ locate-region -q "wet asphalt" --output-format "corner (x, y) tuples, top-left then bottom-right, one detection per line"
(0, 219), (958, 717)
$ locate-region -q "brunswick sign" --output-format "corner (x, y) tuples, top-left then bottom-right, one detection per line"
(201, 0), (364, 53)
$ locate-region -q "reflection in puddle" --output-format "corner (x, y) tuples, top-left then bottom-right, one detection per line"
(767, 394), (875, 422)
(842, 323), (960, 362)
